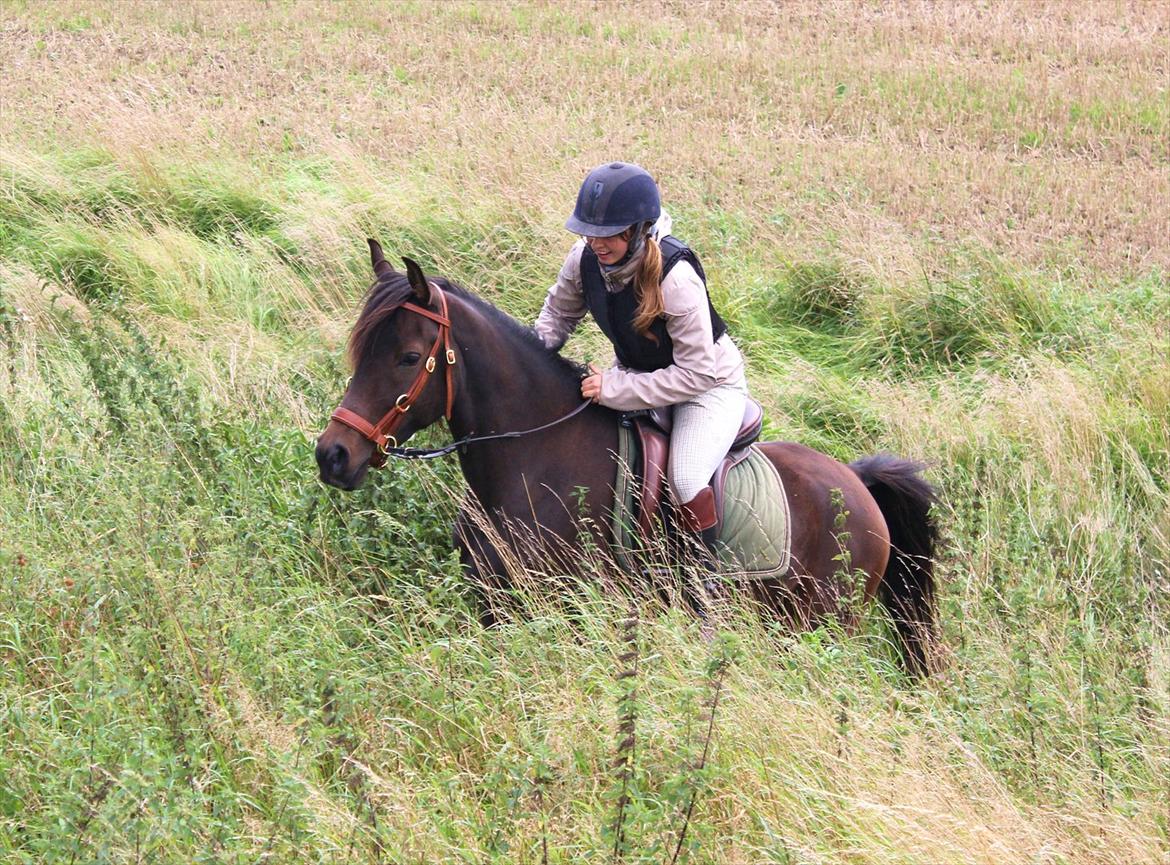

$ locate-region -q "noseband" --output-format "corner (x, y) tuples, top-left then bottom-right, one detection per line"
(329, 284), (456, 467)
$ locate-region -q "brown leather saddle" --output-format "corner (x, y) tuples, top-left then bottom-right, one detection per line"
(625, 398), (764, 540)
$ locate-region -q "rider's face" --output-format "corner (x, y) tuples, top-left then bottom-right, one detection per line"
(585, 230), (630, 265)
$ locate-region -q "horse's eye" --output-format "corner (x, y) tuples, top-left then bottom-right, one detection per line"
(399, 352), (422, 367)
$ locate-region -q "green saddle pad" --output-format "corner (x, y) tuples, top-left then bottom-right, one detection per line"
(714, 446), (792, 579)
(612, 430), (791, 580)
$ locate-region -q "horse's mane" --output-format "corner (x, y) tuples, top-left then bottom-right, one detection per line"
(347, 272), (587, 389)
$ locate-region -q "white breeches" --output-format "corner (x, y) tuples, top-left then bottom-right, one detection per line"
(668, 375), (749, 504)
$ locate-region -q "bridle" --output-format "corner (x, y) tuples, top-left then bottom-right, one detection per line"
(328, 282), (594, 465)
(329, 284), (456, 468)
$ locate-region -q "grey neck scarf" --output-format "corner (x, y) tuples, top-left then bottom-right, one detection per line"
(600, 221), (652, 293)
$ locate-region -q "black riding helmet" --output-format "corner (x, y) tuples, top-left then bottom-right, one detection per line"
(565, 162), (661, 238)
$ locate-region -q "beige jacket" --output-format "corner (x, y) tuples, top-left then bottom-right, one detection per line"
(534, 239), (746, 411)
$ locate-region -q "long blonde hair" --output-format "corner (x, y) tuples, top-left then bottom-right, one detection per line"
(631, 230), (664, 341)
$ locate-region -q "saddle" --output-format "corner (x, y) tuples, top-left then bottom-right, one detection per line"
(626, 398), (764, 540)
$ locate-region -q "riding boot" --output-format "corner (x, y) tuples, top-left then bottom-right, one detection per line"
(678, 487), (725, 623)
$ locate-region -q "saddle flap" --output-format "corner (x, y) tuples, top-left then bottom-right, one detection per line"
(633, 419), (669, 538)
(629, 401), (764, 541)
(613, 424), (791, 580)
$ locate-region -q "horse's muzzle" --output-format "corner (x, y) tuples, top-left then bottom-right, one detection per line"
(315, 438), (369, 490)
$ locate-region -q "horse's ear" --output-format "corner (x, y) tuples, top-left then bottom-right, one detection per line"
(368, 238), (394, 278)
(402, 256), (432, 305)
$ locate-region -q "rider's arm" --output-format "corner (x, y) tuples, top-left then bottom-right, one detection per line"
(598, 261), (741, 411)
(534, 242), (589, 351)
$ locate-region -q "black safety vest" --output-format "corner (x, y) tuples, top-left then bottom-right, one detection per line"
(580, 235), (727, 372)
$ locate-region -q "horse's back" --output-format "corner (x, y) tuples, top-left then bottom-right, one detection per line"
(755, 440), (883, 519)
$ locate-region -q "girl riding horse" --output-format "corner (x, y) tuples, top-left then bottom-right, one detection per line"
(535, 162), (748, 558)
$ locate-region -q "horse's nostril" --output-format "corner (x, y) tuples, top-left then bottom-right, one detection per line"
(316, 441), (349, 479)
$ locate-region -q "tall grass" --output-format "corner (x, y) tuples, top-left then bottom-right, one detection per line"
(1, 2), (1168, 862)
(1, 140), (1165, 864)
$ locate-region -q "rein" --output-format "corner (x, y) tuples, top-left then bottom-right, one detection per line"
(329, 283), (594, 465)
(382, 397), (593, 460)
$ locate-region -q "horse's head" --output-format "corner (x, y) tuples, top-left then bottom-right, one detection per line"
(316, 240), (456, 489)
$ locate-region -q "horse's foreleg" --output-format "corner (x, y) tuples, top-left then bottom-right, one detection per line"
(454, 507), (509, 628)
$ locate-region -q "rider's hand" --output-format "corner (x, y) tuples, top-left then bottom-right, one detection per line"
(581, 363), (604, 403)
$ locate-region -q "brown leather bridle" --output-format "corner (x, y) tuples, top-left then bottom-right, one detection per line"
(329, 284), (456, 467)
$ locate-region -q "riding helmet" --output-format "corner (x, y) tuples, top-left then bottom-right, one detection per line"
(565, 162), (661, 237)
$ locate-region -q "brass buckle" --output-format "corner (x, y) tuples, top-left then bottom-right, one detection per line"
(446, 349), (456, 365)
(395, 393), (411, 411)
(379, 436), (398, 455)
(425, 356), (437, 373)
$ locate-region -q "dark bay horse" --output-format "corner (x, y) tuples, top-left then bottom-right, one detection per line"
(316, 242), (940, 673)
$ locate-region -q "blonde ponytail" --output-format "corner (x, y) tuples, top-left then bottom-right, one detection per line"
(632, 233), (665, 342)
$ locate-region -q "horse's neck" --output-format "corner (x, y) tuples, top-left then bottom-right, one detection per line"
(445, 295), (610, 503)
(445, 297), (578, 435)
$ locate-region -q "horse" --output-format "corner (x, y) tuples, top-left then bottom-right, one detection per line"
(316, 241), (940, 674)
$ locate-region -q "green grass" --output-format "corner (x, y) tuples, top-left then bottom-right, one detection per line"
(0, 4), (1163, 856)
(1, 145), (1166, 862)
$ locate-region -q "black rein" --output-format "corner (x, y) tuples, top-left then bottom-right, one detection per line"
(381, 397), (594, 461)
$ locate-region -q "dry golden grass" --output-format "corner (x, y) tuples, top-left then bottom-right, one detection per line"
(2, 0), (1166, 276)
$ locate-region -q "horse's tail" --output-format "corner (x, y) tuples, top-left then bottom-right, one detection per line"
(849, 454), (940, 676)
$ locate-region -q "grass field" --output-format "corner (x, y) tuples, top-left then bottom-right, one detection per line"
(1, 2), (1168, 862)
